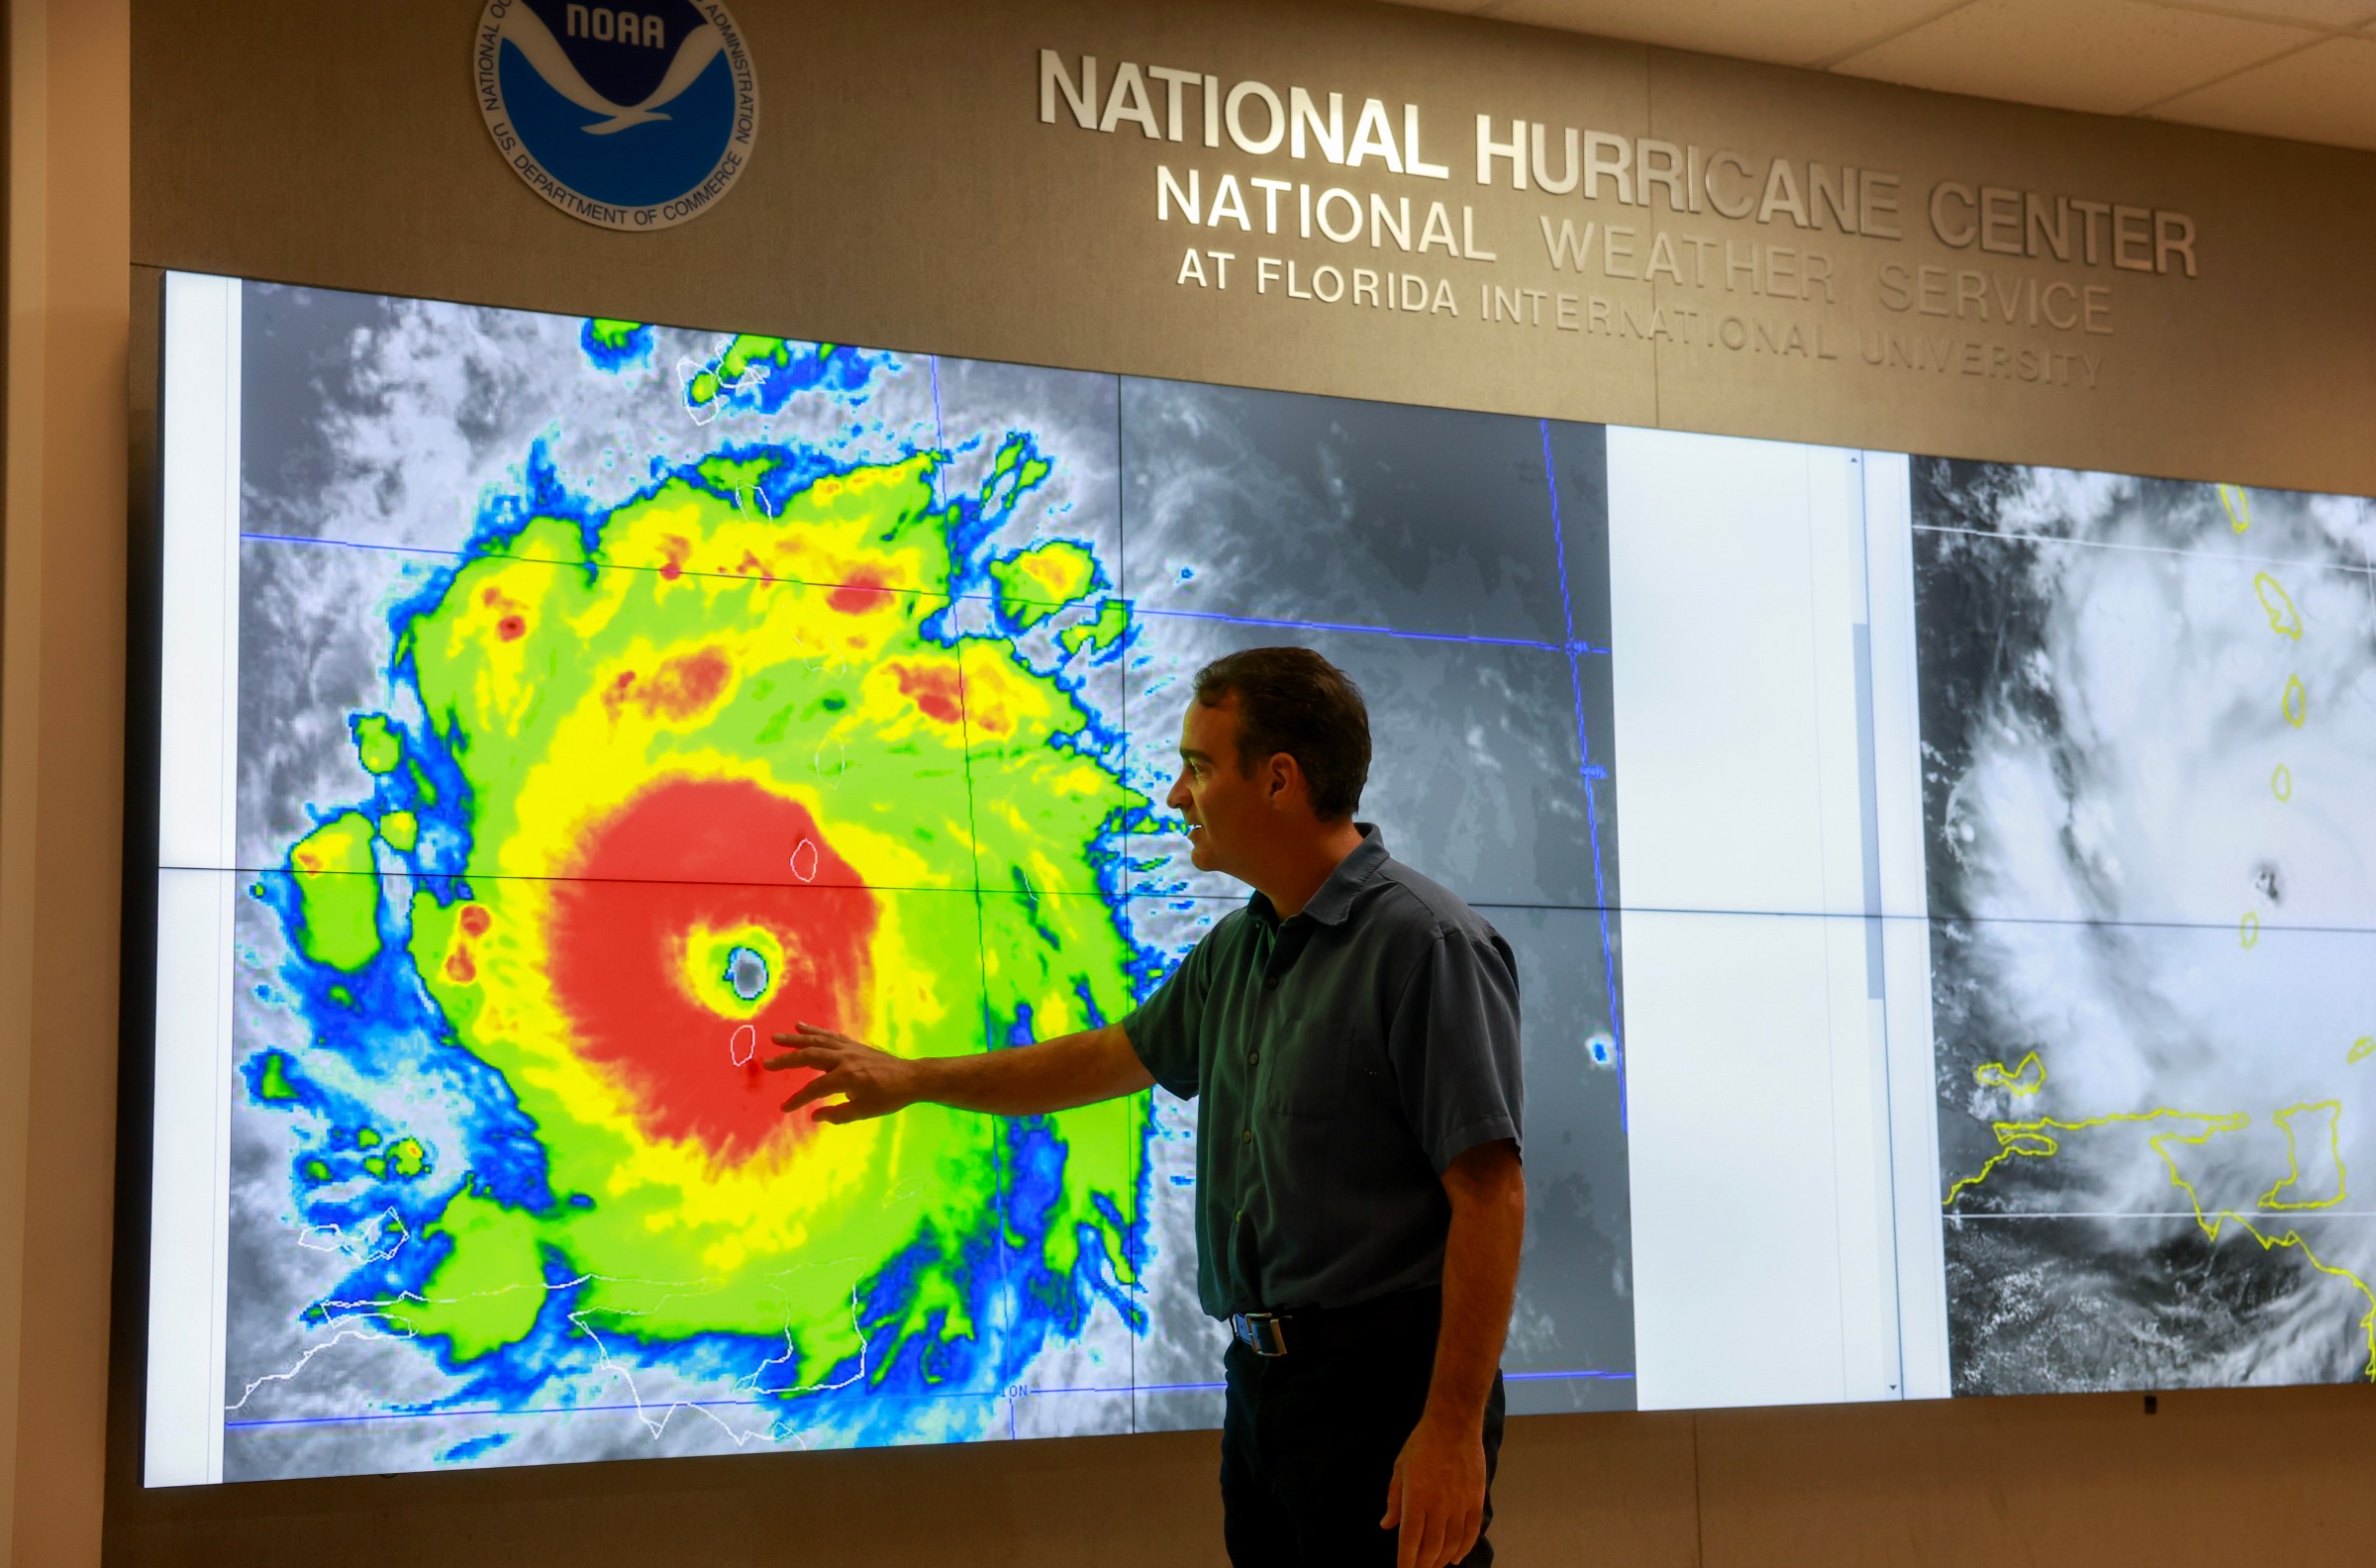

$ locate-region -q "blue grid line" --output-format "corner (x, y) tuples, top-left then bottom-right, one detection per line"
(237, 531), (1614, 657)
(225, 1393), (1001, 1429)
(1134, 603), (1604, 654)
(242, 530), (463, 557)
(225, 1388), (1128, 1431)
(220, 1370), (1628, 1429)
(930, 351), (1023, 1400)
(239, 530), (1061, 628)
(1541, 420), (1627, 1127)
(237, 530), (989, 604)
(1503, 1370), (1634, 1382)
(928, 354), (949, 512)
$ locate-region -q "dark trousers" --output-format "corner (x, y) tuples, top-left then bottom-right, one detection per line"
(1220, 1293), (1506, 1567)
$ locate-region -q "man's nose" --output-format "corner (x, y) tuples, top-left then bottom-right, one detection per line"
(1165, 774), (1191, 810)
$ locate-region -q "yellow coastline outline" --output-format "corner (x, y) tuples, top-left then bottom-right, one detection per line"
(2258, 1101), (2346, 1211)
(2254, 572), (2303, 641)
(1945, 1088), (2376, 1377)
(1974, 1052), (2046, 1097)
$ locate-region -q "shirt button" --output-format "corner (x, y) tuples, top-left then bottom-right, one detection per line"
(1248, 1050), (1259, 1065)
(1240, 1129), (1252, 1144)
(1264, 976), (1279, 991)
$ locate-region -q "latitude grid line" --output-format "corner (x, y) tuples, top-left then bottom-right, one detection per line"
(232, 530), (1616, 656)
(931, 353), (1027, 1442)
(1911, 519), (2376, 578)
(219, 1367), (1635, 1431)
(1114, 373), (1145, 1438)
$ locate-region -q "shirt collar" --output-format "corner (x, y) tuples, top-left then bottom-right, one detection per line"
(1250, 823), (1388, 929)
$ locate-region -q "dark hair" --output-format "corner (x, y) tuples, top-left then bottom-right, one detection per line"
(1192, 647), (1370, 820)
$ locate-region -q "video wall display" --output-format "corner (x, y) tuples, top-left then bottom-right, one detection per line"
(143, 271), (2376, 1485)
(1914, 462), (2376, 1393)
(146, 275), (1632, 1484)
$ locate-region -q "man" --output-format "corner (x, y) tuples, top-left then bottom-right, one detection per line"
(768, 647), (1526, 1568)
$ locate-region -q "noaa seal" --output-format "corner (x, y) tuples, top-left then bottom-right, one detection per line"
(474, 0), (757, 231)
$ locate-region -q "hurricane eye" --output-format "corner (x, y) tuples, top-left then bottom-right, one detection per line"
(2251, 861), (2284, 905)
(727, 945), (770, 1002)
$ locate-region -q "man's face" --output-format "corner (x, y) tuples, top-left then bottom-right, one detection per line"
(1167, 695), (1269, 878)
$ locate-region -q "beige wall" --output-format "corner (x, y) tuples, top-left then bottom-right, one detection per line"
(3, 0), (131, 1563)
(131, 0), (2376, 492)
(3, 0), (2372, 1561)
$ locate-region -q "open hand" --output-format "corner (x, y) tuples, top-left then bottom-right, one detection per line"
(1380, 1412), (1487, 1568)
(764, 1023), (918, 1124)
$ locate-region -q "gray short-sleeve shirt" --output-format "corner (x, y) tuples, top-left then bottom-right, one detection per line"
(1123, 825), (1524, 1319)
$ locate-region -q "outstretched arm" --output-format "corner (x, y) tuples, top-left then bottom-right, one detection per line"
(1382, 1137), (1526, 1568)
(765, 1021), (1153, 1124)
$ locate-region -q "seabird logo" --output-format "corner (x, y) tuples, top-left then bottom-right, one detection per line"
(475, 0), (758, 231)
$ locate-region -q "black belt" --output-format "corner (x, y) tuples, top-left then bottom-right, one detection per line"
(1230, 1288), (1439, 1359)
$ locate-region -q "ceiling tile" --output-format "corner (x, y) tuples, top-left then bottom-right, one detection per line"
(1464, 0), (1979, 66)
(2149, 0), (2376, 25)
(1831, 0), (2319, 113)
(1373, 0), (2376, 152)
(2150, 33), (2376, 146)
(1815, 0), (2319, 110)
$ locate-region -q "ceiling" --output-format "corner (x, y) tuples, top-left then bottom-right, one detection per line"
(1378, 0), (2376, 152)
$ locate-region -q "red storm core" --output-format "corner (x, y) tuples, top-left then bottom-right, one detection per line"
(546, 777), (879, 1162)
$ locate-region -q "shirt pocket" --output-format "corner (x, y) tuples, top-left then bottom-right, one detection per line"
(1269, 1028), (1351, 1120)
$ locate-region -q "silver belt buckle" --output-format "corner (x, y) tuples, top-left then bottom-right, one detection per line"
(1234, 1312), (1289, 1357)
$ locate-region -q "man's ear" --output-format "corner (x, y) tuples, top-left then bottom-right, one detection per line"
(1263, 751), (1306, 809)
